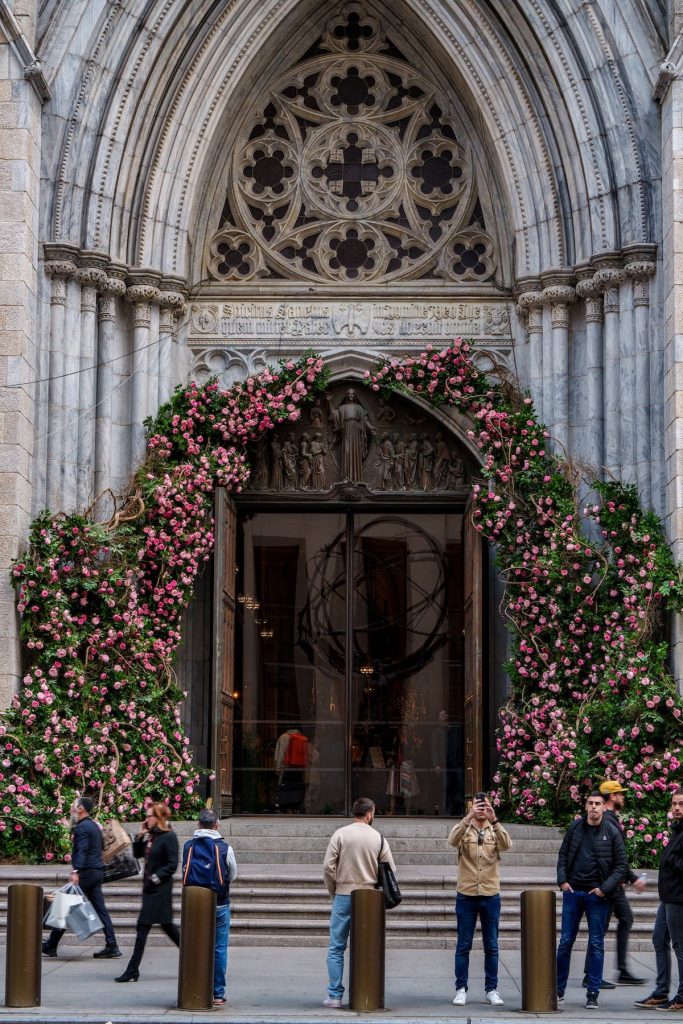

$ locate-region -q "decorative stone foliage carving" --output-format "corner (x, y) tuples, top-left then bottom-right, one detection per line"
(207, 5), (496, 285)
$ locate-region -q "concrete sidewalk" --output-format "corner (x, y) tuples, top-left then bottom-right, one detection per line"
(0, 943), (667, 1023)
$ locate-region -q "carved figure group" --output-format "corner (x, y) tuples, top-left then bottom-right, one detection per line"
(374, 431), (464, 492)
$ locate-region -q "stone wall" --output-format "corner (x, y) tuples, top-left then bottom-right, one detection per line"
(0, 0), (42, 706)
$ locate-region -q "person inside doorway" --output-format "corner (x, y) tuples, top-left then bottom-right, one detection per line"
(274, 727), (308, 812)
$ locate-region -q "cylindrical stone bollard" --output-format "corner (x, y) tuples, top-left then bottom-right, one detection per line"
(5, 883), (43, 1007)
(177, 885), (216, 1010)
(349, 888), (385, 1011)
(520, 889), (558, 1013)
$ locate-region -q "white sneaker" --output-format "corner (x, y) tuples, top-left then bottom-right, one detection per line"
(323, 997), (342, 1008)
(452, 988), (467, 1005)
(485, 990), (504, 1006)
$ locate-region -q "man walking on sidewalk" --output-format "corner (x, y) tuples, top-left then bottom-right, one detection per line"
(322, 797), (396, 1009)
(634, 789), (683, 1012)
(581, 780), (646, 988)
(556, 791), (628, 1009)
(43, 796), (121, 959)
(448, 791), (512, 1007)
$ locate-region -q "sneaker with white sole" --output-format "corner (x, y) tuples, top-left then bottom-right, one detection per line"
(323, 997), (342, 1008)
(485, 990), (504, 1006)
(452, 988), (467, 1006)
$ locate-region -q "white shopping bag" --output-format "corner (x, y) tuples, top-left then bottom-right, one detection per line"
(43, 885), (84, 929)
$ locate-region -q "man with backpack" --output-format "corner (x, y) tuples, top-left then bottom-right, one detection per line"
(182, 808), (237, 1006)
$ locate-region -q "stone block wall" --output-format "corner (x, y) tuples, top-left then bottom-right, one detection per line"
(0, 8), (40, 707)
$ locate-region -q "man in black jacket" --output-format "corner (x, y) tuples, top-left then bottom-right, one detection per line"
(43, 796), (121, 959)
(634, 789), (683, 1012)
(582, 780), (646, 987)
(556, 791), (628, 1009)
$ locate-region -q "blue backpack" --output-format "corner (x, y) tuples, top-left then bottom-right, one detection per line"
(182, 836), (231, 902)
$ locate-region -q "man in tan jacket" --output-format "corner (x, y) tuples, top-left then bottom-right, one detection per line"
(322, 797), (396, 1008)
(448, 791), (512, 1007)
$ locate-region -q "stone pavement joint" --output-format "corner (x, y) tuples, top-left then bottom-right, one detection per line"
(0, 944), (662, 1023)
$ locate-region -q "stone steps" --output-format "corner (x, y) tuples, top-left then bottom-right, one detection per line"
(0, 822), (659, 949)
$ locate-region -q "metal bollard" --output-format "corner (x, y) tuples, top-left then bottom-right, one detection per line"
(349, 888), (385, 1011)
(520, 889), (558, 1013)
(5, 883), (43, 1007)
(177, 885), (217, 1011)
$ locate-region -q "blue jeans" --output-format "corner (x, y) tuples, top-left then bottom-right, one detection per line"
(556, 890), (610, 994)
(327, 895), (352, 999)
(213, 903), (230, 1000)
(455, 892), (501, 992)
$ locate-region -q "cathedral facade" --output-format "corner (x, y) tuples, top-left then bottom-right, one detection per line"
(1, 0), (682, 808)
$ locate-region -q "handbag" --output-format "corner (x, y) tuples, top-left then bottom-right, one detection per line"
(102, 846), (140, 884)
(101, 819), (132, 864)
(376, 835), (402, 909)
(65, 898), (103, 940)
(43, 885), (85, 929)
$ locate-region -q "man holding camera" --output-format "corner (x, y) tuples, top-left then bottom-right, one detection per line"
(447, 791), (512, 1007)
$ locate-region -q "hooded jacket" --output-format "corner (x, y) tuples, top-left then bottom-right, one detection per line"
(182, 828), (237, 907)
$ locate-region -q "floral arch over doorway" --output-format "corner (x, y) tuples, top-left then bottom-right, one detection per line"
(2, 344), (682, 862)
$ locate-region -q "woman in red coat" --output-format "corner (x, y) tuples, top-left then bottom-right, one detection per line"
(115, 802), (179, 982)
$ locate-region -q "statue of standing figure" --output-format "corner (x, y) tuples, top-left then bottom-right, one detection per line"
(331, 388), (373, 482)
(310, 433), (327, 489)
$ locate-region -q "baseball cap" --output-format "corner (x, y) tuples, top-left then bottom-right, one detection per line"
(599, 780), (628, 796)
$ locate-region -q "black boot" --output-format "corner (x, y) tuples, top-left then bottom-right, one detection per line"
(42, 941), (58, 958)
(93, 944), (122, 959)
(114, 966), (139, 983)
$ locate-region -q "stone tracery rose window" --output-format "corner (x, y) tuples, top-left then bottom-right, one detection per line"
(208, 5), (497, 285)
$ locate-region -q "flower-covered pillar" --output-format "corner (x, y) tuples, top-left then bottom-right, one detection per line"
(95, 267), (127, 500)
(126, 273), (161, 465)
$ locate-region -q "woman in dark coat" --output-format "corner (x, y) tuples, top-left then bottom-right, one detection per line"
(115, 802), (179, 982)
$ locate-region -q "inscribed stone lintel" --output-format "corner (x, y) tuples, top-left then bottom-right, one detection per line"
(187, 299), (513, 345)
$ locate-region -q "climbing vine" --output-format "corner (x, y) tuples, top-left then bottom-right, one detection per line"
(1, 343), (682, 863)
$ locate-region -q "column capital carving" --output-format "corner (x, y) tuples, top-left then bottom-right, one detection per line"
(158, 289), (186, 311)
(542, 284), (576, 306)
(126, 269), (162, 313)
(45, 256), (76, 306)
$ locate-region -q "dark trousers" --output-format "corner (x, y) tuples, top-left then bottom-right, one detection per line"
(126, 922), (180, 972)
(653, 901), (683, 1002)
(583, 885), (633, 975)
(557, 890), (610, 994)
(455, 892), (501, 992)
(46, 869), (116, 949)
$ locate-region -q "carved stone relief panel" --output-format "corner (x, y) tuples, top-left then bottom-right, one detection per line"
(207, 5), (497, 285)
(245, 383), (473, 496)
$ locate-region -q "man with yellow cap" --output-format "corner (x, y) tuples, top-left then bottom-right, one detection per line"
(581, 780), (646, 987)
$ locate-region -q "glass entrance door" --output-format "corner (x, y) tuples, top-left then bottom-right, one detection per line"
(232, 510), (466, 815)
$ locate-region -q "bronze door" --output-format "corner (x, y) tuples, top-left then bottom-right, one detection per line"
(212, 488), (237, 814)
(463, 501), (483, 799)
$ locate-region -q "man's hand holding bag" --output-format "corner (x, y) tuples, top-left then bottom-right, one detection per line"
(377, 835), (402, 909)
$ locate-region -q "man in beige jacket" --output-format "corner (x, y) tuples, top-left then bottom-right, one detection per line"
(322, 797), (396, 1008)
(448, 791), (512, 1007)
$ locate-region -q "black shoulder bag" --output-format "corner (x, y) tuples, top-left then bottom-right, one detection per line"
(377, 834), (402, 909)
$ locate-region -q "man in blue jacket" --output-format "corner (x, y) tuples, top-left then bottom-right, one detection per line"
(556, 791), (628, 1009)
(43, 796), (120, 959)
(182, 808), (237, 1006)
(634, 788), (683, 1012)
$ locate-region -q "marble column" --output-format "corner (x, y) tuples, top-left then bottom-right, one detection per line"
(541, 273), (576, 453)
(575, 268), (605, 474)
(126, 275), (161, 466)
(95, 270), (127, 501)
(516, 285), (544, 422)
(75, 260), (108, 508)
(157, 285), (187, 407)
(44, 253), (77, 509)
(624, 249), (657, 504)
(593, 258), (625, 479)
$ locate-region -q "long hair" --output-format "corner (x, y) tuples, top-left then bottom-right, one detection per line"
(149, 802), (172, 831)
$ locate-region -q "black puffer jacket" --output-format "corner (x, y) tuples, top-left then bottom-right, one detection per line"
(658, 820), (683, 904)
(556, 815), (628, 898)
